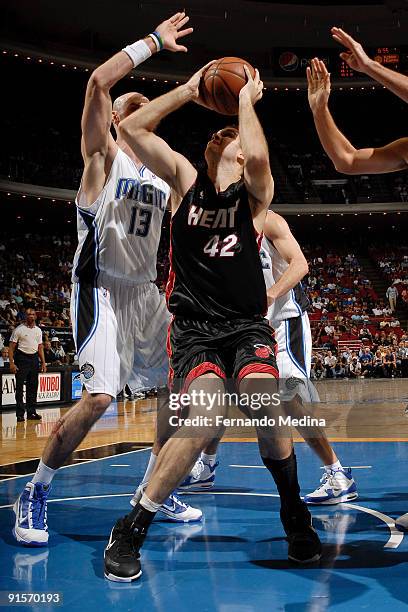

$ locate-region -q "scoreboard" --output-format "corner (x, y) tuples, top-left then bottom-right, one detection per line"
(274, 47), (408, 78)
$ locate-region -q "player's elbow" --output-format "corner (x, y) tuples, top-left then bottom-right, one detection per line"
(300, 259), (309, 277)
(88, 69), (111, 92)
(334, 154), (357, 175)
(118, 117), (146, 143)
(246, 154), (270, 174)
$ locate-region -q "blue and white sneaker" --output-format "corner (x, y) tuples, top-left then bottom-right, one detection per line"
(303, 468), (358, 505)
(130, 487), (202, 522)
(179, 459), (219, 491)
(13, 482), (50, 546)
(159, 493), (202, 522)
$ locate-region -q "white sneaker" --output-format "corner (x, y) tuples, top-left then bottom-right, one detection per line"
(304, 468), (358, 505)
(130, 486), (202, 522)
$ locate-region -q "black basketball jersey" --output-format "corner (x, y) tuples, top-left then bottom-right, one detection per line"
(166, 171), (267, 320)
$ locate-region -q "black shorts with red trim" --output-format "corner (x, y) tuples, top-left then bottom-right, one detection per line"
(167, 316), (278, 392)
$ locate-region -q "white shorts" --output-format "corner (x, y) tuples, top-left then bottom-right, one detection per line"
(273, 312), (319, 403)
(71, 281), (170, 398)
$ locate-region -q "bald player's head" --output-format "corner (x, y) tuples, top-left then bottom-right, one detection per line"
(112, 92), (149, 128)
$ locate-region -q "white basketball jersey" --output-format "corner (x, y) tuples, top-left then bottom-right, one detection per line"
(72, 148), (170, 287)
(260, 236), (309, 326)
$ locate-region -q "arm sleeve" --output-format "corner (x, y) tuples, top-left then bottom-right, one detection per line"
(10, 328), (20, 343)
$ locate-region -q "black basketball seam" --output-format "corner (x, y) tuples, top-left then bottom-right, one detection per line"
(211, 71), (225, 114)
(218, 76), (239, 113)
(217, 68), (247, 82)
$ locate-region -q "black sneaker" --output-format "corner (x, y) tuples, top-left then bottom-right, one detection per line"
(281, 504), (322, 564)
(16, 415), (25, 422)
(27, 413), (42, 420)
(104, 518), (142, 582)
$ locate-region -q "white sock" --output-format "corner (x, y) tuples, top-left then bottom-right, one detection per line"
(139, 453), (157, 487)
(31, 460), (56, 486)
(201, 452), (217, 467)
(324, 460), (343, 473)
(140, 492), (161, 513)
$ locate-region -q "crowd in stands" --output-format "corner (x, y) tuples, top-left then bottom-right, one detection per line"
(303, 249), (402, 336)
(301, 247), (408, 379)
(370, 247), (408, 309)
(0, 233), (75, 362)
(311, 337), (408, 380)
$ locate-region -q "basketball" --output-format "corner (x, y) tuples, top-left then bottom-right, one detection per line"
(199, 57), (256, 116)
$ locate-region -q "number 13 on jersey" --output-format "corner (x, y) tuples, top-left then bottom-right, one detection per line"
(128, 206), (152, 237)
(203, 234), (238, 257)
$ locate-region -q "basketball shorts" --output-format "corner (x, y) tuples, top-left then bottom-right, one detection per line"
(273, 312), (320, 403)
(71, 281), (170, 398)
(167, 316), (278, 392)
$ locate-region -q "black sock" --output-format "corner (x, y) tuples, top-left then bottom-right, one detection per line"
(123, 502), (156, 540)
(262, 451), (303, 512)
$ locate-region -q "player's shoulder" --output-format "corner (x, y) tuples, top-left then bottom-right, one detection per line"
(264, 210), (289, 239)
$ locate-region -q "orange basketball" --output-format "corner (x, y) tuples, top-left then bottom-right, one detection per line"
(199, 57), (256, 116)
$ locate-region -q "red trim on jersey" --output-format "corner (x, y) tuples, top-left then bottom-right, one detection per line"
(166, 316), (175, 390)
(182, 361), (226, 394)
(236, 362), (279, 385)
(165, 218), (175, 308)
(253, 226), (264, 251)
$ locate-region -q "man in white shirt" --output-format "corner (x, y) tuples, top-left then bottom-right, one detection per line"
(8, 309), (46, 422)
(324, 351), (337, 378)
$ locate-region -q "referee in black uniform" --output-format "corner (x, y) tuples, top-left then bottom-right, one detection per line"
(8, 308), (47, 422)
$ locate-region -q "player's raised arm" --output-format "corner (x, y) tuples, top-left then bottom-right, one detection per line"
(81, 12), (193, 205)
(307, 58), (408, 174)
(331, 27), (408, 104)
(264, 212), (308, 306)
(238, 67), (274, 217)
(118, 61), (215, 199)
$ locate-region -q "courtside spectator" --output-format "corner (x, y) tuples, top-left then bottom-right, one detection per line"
(0, 346), (9, 367)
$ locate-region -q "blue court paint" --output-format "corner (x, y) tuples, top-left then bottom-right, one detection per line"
(1, 442), (408, 611)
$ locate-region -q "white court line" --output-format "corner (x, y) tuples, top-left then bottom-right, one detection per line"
(230, 465), (372, 470)
(0, 446), (151, 483)
(0, 492), (133, 509)
(0, 490), (401, 548)
(73, 458), (94, 462)
(187, 492), (402, 549)
(320, 466), (372, 470)
(110, 464), (130, 467)
(0, 440), (142, 466)
(229, 464), (266, 469)
(343, 502), (403, 549)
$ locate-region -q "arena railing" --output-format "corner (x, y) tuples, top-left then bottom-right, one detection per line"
(1, 180), (407, 215)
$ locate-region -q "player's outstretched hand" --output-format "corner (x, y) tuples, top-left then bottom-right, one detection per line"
(240, 66), (263, 105)
(307, 58), (331, 113)
(331, 27), (372, 73)
(155, 11), (193, 53)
